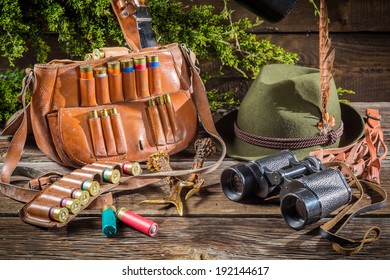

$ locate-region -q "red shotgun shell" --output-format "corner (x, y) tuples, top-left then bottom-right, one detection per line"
(117, 207), (158, 236)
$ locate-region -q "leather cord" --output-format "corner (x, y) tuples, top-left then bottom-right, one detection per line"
(234, 121), (344, 149)
(319, 161), (387, 255)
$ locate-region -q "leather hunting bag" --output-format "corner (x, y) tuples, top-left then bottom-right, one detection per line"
(1, 0), (226, 179)
(0, 0), (226, 228)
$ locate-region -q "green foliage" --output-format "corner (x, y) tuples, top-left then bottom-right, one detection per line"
(207, 89), (240, 112)
(0, 0), (30, 66)
(0, 0), (122, 64)
(0, 69), (26, 124)
(308, 0), (321, 18)
(337, 87), (355, 103)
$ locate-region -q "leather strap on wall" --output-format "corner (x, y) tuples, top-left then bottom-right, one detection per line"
(319, 161), (387, 255)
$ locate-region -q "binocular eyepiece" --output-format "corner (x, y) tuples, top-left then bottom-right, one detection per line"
(220, 150), (352, 229)
(220, 150), (323, 201)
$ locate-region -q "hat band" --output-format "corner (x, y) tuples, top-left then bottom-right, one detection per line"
(234, 121), (344, 150)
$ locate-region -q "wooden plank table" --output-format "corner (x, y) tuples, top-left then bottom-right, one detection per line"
(0, 102), (389, 260)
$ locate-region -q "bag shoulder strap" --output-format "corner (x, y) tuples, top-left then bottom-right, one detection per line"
(110, 0), (142, 52)
(319, 161), (387, 255)
(0, 71), (34, 184)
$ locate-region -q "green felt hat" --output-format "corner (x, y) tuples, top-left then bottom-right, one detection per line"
(216, 64), (364, 160)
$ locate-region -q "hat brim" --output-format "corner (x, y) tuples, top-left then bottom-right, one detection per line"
(215, 102), (365, 161)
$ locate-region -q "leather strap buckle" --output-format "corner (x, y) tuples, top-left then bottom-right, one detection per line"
(28, 173), (63, 190)
(116, 0), (137, 17)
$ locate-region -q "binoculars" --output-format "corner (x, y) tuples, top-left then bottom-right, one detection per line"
(220, 150), (351, 230)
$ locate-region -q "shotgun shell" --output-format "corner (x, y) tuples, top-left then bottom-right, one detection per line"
(163, 93), (172, 104)
(71, 189), (91, 206)
(109, 107), (118, 116)
(80, 64), (93, 79)
(107, 60), (121, 74)
(147, 55), (160, 68)
(61, 198), (82, 214)
(93, 67), (107, 78)
(133, 56), (147, 70)
(122, 162), (142, 176)
(93, 49), (105, 60)
(102, 205), (117, 237)
(117, 207), (158, 236)
(155, 96), (164, 106)
(100, 108), (109, 117)
(120, 59), (134, 72)
(84, 53), (94, 61)
(102, 168), (121, 184)
(82, 180), (100, 196)
(50, 207), (70, 223)
(90, 109), (99, 119)
(148, 98), (156, 107)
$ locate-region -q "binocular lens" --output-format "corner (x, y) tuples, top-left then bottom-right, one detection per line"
(280, 189), (321, 230)
(220, 167), (248, 201)
(280, 168), (351, 230)
(220, 150), (297, 202)
(231, 173), (245, 195)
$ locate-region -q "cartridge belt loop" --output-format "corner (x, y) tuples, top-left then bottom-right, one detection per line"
(27, 173), (63, 191)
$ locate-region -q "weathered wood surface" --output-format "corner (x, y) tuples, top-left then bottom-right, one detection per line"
(0, 217), (389, 260)
(0, 102), (389, 259)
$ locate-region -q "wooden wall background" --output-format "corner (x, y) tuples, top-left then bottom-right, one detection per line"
(2, 0), (389, 102)
(201, 0), (390, 102)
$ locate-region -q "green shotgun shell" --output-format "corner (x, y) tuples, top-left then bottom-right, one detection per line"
(102, 205), (117, 237)
(50, 207), (69, 223)
(82, 180), (100, 196)
(102, 168), (121, 184)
